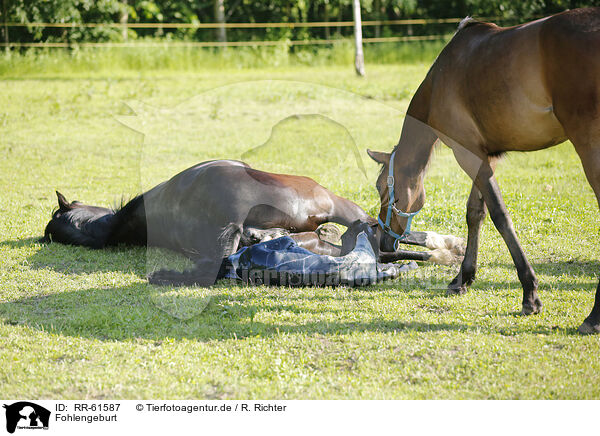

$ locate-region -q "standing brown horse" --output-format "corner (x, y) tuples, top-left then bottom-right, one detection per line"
(369, 8), (600, 333)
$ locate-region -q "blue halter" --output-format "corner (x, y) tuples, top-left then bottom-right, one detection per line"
(377, 150), (421, 249)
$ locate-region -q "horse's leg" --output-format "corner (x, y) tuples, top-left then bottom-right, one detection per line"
(379, 229), (464, 255)
(240, 227), (289, 248)
(298, 231), (458, 264)
(327, 195), (372, 227)
(471, 164), (541, 315)
(570, 143), (600, 333)
(448, 183), (487, 294)
(379, 250), (430, 263)
(399, 231), (465, 254)
(149, 223), (242, 286)
(380, 248), (461, 265)
(580, 288), (600, 334)
(291, 232), (342, 256)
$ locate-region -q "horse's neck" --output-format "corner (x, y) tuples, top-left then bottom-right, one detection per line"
(106, 195), (147, 246)
(396, 73), (438, 172)
(392, 82), (439, 212)
(395, 114), (438, 178)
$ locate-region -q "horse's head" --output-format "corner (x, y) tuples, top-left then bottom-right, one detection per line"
(367, 148), (393, 203)
(367, 148), (425, 248)
(339, 219), (380, 256)
(367, 149), (401, 243)
(41, 191), (114, 248)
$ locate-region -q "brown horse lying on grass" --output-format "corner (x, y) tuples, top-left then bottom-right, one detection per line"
(369, 8), (600, 333)
(42, 159), (464, 286)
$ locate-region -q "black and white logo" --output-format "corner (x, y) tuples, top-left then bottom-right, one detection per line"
(3, 402), (50, 434)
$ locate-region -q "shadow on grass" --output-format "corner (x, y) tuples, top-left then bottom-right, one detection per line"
(1, 237), (594, 337)
(4, 236), (597, 285)
(0, 237), (147, 276)
(469, 260), (598, 293)
(488, 260), (599, 278)
(0, 237), (44, 248)
(0, 283), (579, 342)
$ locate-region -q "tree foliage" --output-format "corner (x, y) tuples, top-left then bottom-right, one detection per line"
(0, 0), (597, 43)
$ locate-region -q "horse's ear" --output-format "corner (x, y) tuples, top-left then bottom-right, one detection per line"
(366, 149), (391, 165)
(56, 191), (72, 212)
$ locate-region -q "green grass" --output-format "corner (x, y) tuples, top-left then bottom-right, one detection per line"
(1, 55), (599, 399)
(0, 39), (448, 78)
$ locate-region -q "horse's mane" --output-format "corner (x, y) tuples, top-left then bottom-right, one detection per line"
(112, 194), (143, 216)
(105, 194), (147, 246)
(457, 16), (481, 31)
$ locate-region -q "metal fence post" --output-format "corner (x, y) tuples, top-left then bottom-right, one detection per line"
(2, 0), (9, 52)
(120, 0), (128, 41)
(353, 0), (365, 76)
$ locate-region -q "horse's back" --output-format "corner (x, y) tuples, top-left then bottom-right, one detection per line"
(428, 9), (600, 152)
(543, 7), (600, 33)
(540, 8), (600, 132)
(146, 159), (330, 230)
(428, 19), (560, 151)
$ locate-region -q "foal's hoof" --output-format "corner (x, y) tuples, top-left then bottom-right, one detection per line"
(315, 223), (342, 245)
(425, 233), (465, 255)
(578, 321), (600, 335)
(521, 297), (543, 315)
(430, 248), (463, 266)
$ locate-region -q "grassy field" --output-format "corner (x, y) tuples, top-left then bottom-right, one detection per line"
(1, 50), (599, 399)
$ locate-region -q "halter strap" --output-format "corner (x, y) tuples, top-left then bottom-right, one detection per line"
(377, 150), (421, 249)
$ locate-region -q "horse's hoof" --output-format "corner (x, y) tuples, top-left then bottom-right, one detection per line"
(447, 270), (473, 296)
(425, 233), (465, 253)
(447, 283), (467, 295)
(148, 270), (183, 286)
(315, 223), (342, 245)
(578, 321), (600, 335)
(521, 297), (543, 315)
(429, 248), (463, 266)
(148, 273), (170, 286)
(448, 237), (466, 256)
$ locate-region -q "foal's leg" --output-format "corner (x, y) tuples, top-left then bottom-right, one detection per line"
(240, 227), (289, 248)
(380, 248), (461, 265)
(398, 231), (465, 255)
(448, 183), (487, 294)
(299, 236), (458, 264)
(471, 164), (541, 314)
(291, 232), (342, 256)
